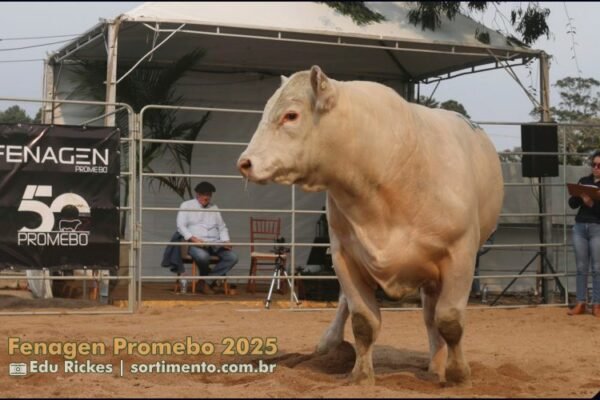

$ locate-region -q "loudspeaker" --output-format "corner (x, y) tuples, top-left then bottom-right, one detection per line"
(521, 124), (559, 177)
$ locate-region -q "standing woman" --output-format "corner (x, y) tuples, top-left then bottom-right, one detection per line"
(568, 150), (600, 317)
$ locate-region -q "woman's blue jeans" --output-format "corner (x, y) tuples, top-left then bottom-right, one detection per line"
(572, 222), (600, 304)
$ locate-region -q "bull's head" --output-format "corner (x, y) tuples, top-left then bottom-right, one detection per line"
(237, 65), (338, 192)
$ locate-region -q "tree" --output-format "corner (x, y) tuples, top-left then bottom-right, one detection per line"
(499, 146), (522, 163)
(408, 2), (550, 46)
(0, 105), (33, 123)
(324, 2), (551, 46)
(33, 108), (42, 124)
(501, 76), (600, 164)
(319, 2), (384, 25)
(439, 100), (471, 118)
(549, 77), (600, 165)
(418, 95), (439, 109)
(418, 96), (471, 118)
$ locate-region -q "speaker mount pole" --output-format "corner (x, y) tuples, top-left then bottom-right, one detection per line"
(492, 52), (566, 306)
(539, 52), (552, 304)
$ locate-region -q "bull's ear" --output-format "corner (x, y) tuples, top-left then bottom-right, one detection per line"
(310, 65), (337, 112)
(280, 75), (289, 86)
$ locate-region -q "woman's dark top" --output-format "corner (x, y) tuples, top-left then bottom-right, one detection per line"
(568, 174), (600, 224)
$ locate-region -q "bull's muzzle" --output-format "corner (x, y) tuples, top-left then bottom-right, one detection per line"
(237, 157), (252, 178)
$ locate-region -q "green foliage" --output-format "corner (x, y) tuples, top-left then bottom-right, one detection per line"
(439, 100), (471, 118)
(552, 77), (600, 120)
(33, 108), (42, 123)
(321, 1), (385, 25)
(322, 2), (550, 45)
(505, 76), (600, 164)
(408, 2), (463, 31)
(408, 2), (550, 46)
(0, 105), (33, 123)
(418, 96), (471, 118)
(499, 146), (522, 163)
(475, 29), (490, 45)
(418, 95), (439, 108)
(550, 77), (600, 165)
(510, 5), (551, 45)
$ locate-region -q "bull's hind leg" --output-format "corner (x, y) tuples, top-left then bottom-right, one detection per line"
(434, 241), (477, 386)
(334, 252), (381, 385)
(316, 292), (349, 354)
(421, 286), (447, 379)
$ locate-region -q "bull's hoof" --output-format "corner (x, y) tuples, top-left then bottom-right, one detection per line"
(315, 336), (343, 355)
(427, 361), (445, 378)
(443, 362), (471, 387)
(346, 370), (375, 386)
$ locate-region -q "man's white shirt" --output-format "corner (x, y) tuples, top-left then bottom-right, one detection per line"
(176, 199), (230, 243)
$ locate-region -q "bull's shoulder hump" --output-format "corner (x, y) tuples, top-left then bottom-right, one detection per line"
(452, 112), (482, 131)
(344, 80), (403, 96)
(342, 80), (409, 109)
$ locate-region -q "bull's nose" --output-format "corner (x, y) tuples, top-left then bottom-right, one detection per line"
(237, 157), (252, 177)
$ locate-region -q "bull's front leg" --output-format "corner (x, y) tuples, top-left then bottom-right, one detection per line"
(433, 236), (478, 387)
(334, 251), (381, 385)
(316, 291), (349, 354)
(421, 286), (447, 379)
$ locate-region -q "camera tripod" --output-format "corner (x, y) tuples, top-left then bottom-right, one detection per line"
(264, 248), (301, 309)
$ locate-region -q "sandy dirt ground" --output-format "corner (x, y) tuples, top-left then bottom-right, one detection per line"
(0, 295), (599, 398)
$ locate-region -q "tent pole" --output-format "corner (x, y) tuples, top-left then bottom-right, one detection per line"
(538, 51), (553, 303)
(105, 20), (120, 127)
(42, 60), (55, 124)
(539, 52), (551, 122)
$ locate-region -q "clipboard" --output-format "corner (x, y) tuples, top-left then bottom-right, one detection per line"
(567, 183), (600, 201)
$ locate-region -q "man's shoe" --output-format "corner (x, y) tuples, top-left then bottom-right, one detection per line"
(198, 283), (214, 295)
(592, 304), (600, 318)
(209, 281), (221, 293)
(567, 302), (586, 316)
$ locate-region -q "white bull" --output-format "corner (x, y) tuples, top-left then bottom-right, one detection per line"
(237, 66), (503, 386)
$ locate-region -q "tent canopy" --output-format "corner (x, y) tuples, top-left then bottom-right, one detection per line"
(50, 2), (542, 83)
(41, 2), (551, 281)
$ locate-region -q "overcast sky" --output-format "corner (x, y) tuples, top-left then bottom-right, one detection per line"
(1, 2), (598, 151)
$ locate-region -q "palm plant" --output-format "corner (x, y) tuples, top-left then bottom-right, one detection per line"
(68, 49), (211, 235)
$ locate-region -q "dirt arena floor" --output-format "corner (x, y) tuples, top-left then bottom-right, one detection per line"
(1, 292), (599, 398)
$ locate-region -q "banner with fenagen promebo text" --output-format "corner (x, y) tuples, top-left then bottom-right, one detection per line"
(0, 124), (119, 271)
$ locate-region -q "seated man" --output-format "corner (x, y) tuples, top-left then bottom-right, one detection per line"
(176, 181), (238, 294)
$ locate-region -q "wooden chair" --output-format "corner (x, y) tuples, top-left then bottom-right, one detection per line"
(175, 244), (230, 294)
(247, 217), (287, 293)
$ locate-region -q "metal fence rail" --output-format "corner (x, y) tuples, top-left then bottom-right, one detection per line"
(0, 97), (137, 315)
(134, 105), (600, 309)
(2, 96), (599, 312)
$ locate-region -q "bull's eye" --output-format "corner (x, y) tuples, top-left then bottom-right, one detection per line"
(282, 112), (299, 123)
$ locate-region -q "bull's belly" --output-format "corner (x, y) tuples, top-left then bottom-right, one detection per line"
(333, 221), (452, 301)
(344, 248), (442, 301)
(378, 279), (421, 301)
(371, 262), (438, 300)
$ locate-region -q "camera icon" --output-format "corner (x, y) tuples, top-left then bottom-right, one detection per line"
(9, 363), (27, 376)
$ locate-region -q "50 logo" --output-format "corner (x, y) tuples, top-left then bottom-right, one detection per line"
(17, 185), (90, 247)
